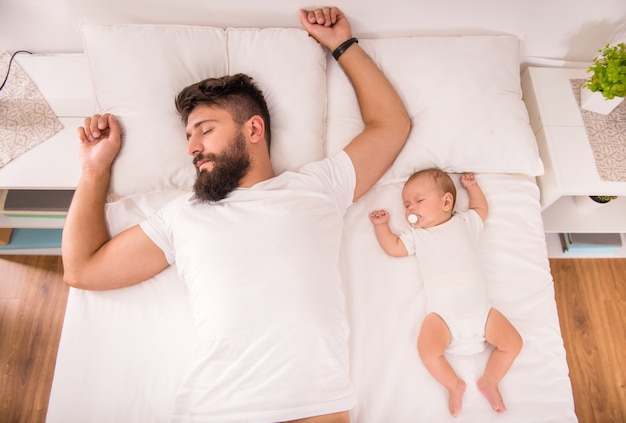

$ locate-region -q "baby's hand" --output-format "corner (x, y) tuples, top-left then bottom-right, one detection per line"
(369, 209), (390, 225)
(460, 172), (478, 188)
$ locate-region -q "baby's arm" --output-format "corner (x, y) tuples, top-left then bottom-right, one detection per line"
(460, 173), (488, 222)
(369, 210), (409, 257)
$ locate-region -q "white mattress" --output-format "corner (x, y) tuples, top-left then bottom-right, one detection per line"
(47, 173), (577, 423)
(43, 28), (576, 423)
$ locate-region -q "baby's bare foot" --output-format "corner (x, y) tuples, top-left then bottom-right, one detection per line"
(447, 379), (466, 417)
(477, 377), (507, 413)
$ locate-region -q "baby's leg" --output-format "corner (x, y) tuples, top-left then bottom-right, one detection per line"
(478, 308), (523, 413)
(417, 313), (466, 417)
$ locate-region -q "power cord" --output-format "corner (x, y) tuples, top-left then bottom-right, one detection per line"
(0, 50), (33, 92)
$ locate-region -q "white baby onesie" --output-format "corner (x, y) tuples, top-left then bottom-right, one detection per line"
(399, 210), (491, 355)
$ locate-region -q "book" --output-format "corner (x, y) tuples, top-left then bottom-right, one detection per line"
(560, 232), (623, 255)
(0, 189), (74, 217)
(0, 228), (62, 250)
(567, 233), (622, 246)
(0, 227), (12, 245)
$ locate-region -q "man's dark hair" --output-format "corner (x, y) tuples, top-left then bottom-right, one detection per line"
(175, 73), (272, 150)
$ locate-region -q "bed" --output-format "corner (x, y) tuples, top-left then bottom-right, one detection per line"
(45, 23), (577, 422)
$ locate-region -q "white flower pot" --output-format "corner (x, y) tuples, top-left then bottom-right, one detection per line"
(580, 86), (623, 115)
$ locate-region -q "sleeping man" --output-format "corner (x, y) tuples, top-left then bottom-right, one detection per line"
(61, 6), (410, 423)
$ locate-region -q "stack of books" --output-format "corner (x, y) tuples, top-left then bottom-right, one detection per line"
(560, 232), (623, 255)
(0, 189), (74, 252)
(0, 189), (74, 218)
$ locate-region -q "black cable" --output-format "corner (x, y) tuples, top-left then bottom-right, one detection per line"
(0, 50), (33, 92)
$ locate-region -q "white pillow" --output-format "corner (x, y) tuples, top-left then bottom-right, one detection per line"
(81, 23), (327, 200)
(226, 29), (327, 178)
(325, 35), (543, 183)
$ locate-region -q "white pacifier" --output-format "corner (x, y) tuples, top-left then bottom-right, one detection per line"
(408, 213), (419, 224)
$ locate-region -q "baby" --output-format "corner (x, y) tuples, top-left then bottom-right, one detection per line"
(369, 168), (522, 417)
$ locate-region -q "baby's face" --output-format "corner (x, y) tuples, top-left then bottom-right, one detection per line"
(402, 175), (450, 228)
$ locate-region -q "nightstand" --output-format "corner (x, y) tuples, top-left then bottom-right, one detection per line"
(521, 67), (626, 258)
(0, 54), (95, 254)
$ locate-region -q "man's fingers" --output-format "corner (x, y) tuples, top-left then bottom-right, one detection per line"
(329, 7), (339, 24)
(321, 8), (332, 26)
(81, 114), (113, 141)
(98, 113), (110, 130)
(107, 114), (121, 142)
(87, 114), (102, 138)
(77, 126), (89, 143)
(305, 7), (337, 26)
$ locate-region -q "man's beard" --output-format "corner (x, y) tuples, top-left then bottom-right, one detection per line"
(192, 130), (251, 202)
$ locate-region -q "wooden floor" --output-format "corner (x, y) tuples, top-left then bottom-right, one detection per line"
(0, 255), (625, 422)
(551, 258), (626, 423)
(0, 256), (68, 423)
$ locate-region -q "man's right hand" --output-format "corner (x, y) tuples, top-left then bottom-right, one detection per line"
(77, 113), (121, 172)
(299, 7), (353, 53)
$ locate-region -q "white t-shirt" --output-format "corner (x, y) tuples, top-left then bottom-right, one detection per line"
(140, 152), (356, 423)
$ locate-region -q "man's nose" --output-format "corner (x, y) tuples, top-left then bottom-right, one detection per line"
(187, 133), (202, 156)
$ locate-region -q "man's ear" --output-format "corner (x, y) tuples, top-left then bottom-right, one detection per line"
(247, 115), (266, 144)
(443, 192), (454, 211)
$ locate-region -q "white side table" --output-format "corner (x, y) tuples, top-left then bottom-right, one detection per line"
(521, 67), (626, 258)
(0, 55), (95, 254)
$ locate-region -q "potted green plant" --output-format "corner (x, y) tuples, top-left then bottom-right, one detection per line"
(581, 42), (626, 115)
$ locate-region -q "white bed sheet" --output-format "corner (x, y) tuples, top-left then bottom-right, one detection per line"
(341, 173), (576, 422)
(47, 173), (577, 423)
(44, 26), (575, 423)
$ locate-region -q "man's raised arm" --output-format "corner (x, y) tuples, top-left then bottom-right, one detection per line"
(62, 114), (169, 290)
(300, 7), (411, 201)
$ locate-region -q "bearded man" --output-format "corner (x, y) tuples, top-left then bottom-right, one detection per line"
(62, 6), (410, 423)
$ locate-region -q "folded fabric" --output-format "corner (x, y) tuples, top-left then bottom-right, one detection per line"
(570, 78), (626, 182)
(0, 51), (64, 168)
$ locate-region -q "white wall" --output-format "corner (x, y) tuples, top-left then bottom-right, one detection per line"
(1, 0), (625, 64)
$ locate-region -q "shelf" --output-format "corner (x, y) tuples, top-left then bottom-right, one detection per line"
(0, 246), (61, 256)
(541, 196), (626, 233)
(537, 126), (626, 205)
(523, 67), (626, 258)
(0, 54), (93, 256)
(0, 228), (62, 255)
(545, 232), (626, 258)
